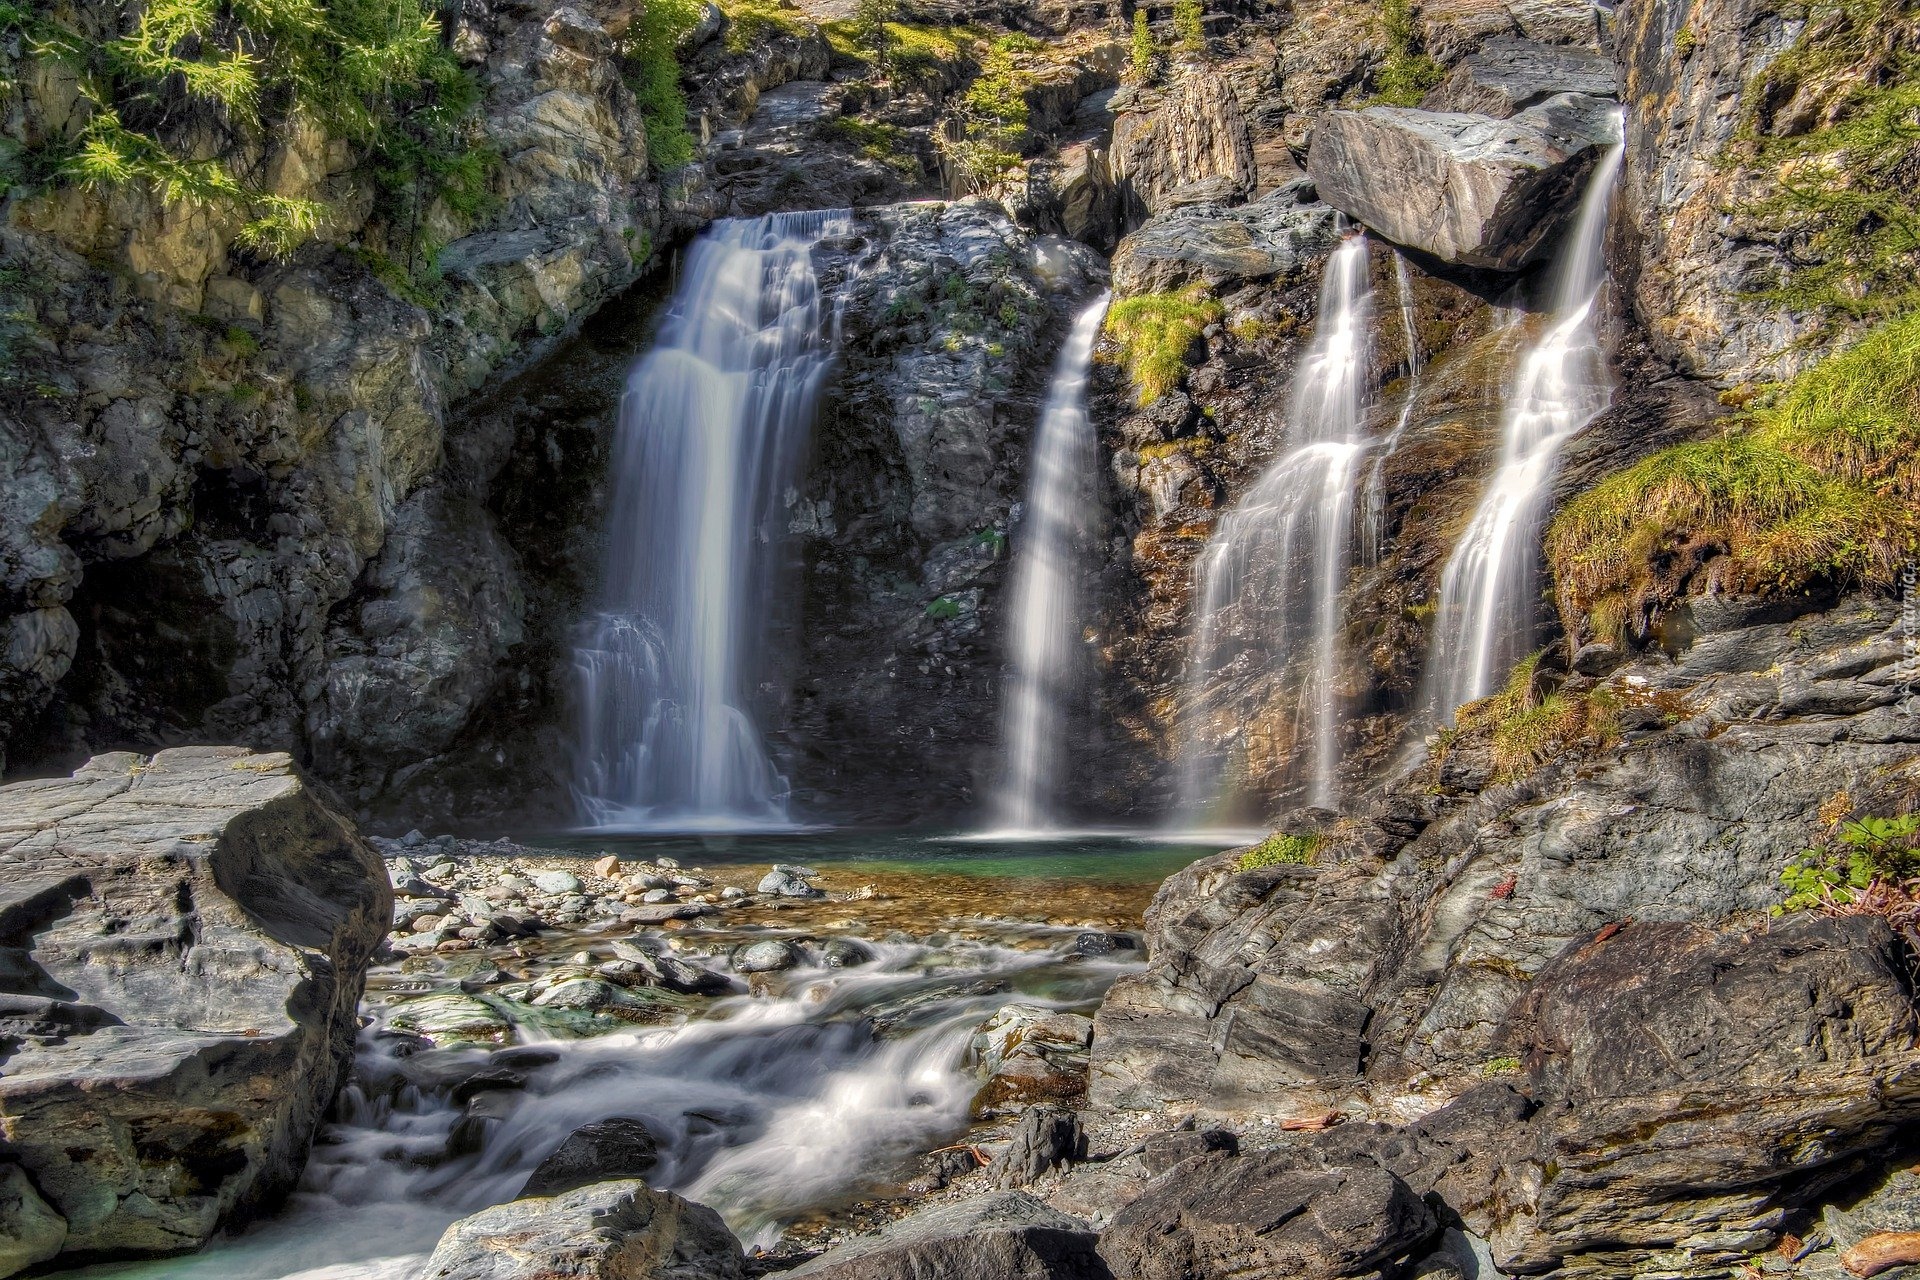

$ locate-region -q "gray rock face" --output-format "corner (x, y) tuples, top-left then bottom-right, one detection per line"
(1112, 72), (1258, 219)
(0, 746), (389, 1270)
(786, 1191), (1106, 1280)
(971, 1005), (1096, 1117)
(417, 1179), (748, 1280)
(988, 1107), (1086, 1189)
(1098, 1153), (1437, 1280)
(520, 1118), (661, 1198)
(1109, 180), (1342, 296)
(1420, 37), (1616, 117)
(1305, 93), (1619, 269)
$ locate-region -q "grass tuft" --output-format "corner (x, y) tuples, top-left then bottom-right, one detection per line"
(1238, 832), (1326, 871)
(1102, 286), (1223, 405)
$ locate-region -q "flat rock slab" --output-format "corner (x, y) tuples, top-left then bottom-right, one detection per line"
(788, 1191), (1107, 1280)
(1421, 37), (1617, 117)
(1110, 178), (1341, 296)
(0, 747), (390, 1271)
(418, 1179), (747, 1280)
(1306, 92), (1619, 269)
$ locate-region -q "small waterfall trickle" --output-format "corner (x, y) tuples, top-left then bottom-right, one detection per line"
(1178, 235), (1375, 821)
(574, 210), (849, 831)
(993, 294), (1112, 833)
(1422, 125), (1625, 721)
(1362, 252), (1424, 565)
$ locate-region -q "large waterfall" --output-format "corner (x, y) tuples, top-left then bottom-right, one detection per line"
(574, 211), (848, 830)
(1421, 129), (1626, 720)
(1178, 235), (1375, 819)
(992, 294), (1112, 833)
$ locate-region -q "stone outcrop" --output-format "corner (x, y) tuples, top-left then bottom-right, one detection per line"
(417, 1179), (748, 1280)
(1109, 179), (1341, 296)
(0, 746), (389, 1273)
(787, 1191), (1107, 1280)
(1306, 93), (1619, 269)
(1112, 72), (1259, 219)
(1419, 36), (1616, 117)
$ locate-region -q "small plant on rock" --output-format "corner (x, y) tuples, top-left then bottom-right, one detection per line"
(1129, 10), (1158, 82)
(1102, 286), (1223, 405)
(1776, 812), (1920, 926)
(1238, 832), (1325, 871)
(1172, 0), (1204, 54)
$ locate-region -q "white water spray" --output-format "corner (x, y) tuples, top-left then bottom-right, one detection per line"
(1178, 236), (1375, 819)
(574, 211), (848, 831)
(993, 294), (1112, 833)
(1422, 127), (1625, 721)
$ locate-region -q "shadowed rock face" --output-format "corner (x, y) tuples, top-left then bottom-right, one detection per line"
(0, 746), (389, 1274)
(418, 1179), (748, 1280)
(787, 1191), (1108, 1280)
(1306, 93), (1618, 269)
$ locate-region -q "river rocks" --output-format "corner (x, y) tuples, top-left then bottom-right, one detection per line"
(520, 1118), (661, 1197)
(0, 747), (388, 1269)
(731, 939), (803, 973)
(1420, 37), (1617, 117)
(533, 870), (585, 895)
(820, 937), (877, 968)
(972, 1005), (1096, 1116)
(1306, 93), (1620, 269)
(1098, 1154), (1438, 1280)
(758, 868), (824, 898)
(989, 1106), (1087, 1189)
(787, 1191), (1106, 1280)
(418, 1179), (748, 1280)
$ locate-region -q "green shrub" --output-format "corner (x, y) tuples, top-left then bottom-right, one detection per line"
(1480, 1056), (1522, 1078)
(1777, 813), (1920, 917)
(925, 595), (963, 620)
(1735, 0), (1920, 323)
(621, 0), (702, 171)
(1129, 9), (1157, 81)
(1238, 832), (1326, 870)
(1371, 0), (1443, 106)
(938, 32), (1044, 190)
(1548, 311), (1920, 639)
(720, 0), (809, 52)
(1102, 286), (1222, 404)
(1172, 0), (1203, 53)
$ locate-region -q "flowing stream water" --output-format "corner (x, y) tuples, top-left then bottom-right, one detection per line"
(1177, 235), (1376, 819)
(574, 211), (849, 832)
(992, 294), (1112, 833)
(1421, 131), (1626, 720)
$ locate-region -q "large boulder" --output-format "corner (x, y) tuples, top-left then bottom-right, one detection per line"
(0, 746), (389, 1272)
(1305, 93), (1619, 269)
(1109, 180), (1343, 297)
(417, 1179), (748, 1280)
(520, 1118), (662, 1198)
(786, 1192), (1106, 1280)
(1419, 37), (1617, 117)
(1098, 1152), (1437, 1280)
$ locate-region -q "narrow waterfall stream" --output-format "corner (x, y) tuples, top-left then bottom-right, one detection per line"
(1421, 130), (1626, 720)
(992, 294), (1112, 833)
(1177, 235), (1376, 819)
(574, 211), (849, 831)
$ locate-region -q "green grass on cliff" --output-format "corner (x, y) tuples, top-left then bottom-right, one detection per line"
(1447, 651), (1624, 781)
(1548, 311), (1920, 641)
(622, 0), (702, 171)
(1238, 832), (1325, 870)
(1735, 0), (1920, 323)
(1370, 0), (1444, 106)
(1102, 287), (1223, 405)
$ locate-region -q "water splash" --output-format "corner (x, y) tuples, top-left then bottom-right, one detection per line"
(1178, 236), (1375, 820)
(1362, 251), (1424, 566)
(1422, 127), (1626, 721)
(575, 211), (849, 832)
(993, 294), (1113, 833)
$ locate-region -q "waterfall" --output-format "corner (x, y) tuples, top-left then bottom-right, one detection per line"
(574, 210), (849, 831)
(1178, 235), (1375, 820)
(1422, 127), (1625, 721)
(1362, 252), (1424, 565)
(993, 294), (1112, 833)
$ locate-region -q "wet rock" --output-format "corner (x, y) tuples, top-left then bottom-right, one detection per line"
(389, 992), (516, 1043)
(1420, 37), (1616, 117)
(531, 977), (621, 1011)
(989, 1106), (1087, 1189)
(820, 937), (877, 968)
(1305, 93), (1619, 269)
(1109, 179), (1340, 296)
(418, 1179), (748, 1280)
(787, 1191), (1105, 1280)
(972, 1005), (1095, 1116)
(520, 1118), (661, 1197)
(1072, 931), (1138, 957)
(758, 868), (824, 897)
(606, 941), (734, 996)
(731, 940), (802, 974)
(625, 903), (713, 924)
(0, 747), (388, 1267)
(1098, 1154), (1438, 1280)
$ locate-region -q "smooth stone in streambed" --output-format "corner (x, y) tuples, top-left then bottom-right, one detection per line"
(821, 938), (876, 968)
(532, 978), (620, 1011)
(732, 940), (802, 974)
(389, 992), (515, 1043)
(758, 869), (824, 898)
(626, 903), (712, 924)
(787, 1192), (1104, 1280)
(520, 1118), (660, 1198)
(418, 1179), (747, 1280)
(1073, 931), (1138, 956)
(532, 870), (584, 895)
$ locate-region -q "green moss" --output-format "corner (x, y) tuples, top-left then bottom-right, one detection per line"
(1480, 1056), (1523, 1079)
(1549, 311), (1920, 638)
(1102, 286), (1223, 404)
(925, 595), (963, 620)
(1451, 652), (1623, 781)
(1238, 832), (1326, 870)
(1137, 436), (1213, 462)
(828, 117), (923, 180)
(1370, 0), (1444, 105)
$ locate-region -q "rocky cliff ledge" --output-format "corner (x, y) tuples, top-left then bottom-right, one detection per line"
(0, 746), (388, 1275)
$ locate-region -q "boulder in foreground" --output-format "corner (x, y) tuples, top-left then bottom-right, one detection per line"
(787, 1191), (1107, 1280)
(0, 747), (390, 1273)
(417, 1179), (748, 1280)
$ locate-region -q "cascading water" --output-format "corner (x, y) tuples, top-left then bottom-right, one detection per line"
(1177, 235), (1375, 820)
(1421, 125), (1625, 721)
(992, 294), (1112, 833)
(1361, 252), (1424, 565)
(574, 211), (849, 831)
